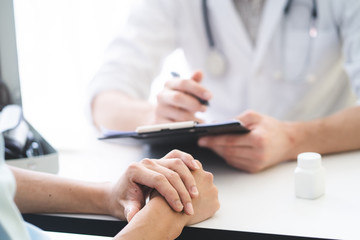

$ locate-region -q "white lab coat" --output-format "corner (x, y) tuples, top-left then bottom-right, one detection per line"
(88, 0), (360, 122)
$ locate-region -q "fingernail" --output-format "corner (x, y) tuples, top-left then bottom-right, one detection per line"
(203, 92), (211, 99)
(192, 160), (200, 169)
(186, 202), (194, 215)
(200, 105), (207, 112)
(175, 200), (184, 211)
(191, 185), (199, 196)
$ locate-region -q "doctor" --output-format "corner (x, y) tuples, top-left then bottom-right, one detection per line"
(89, 0), (360, 172)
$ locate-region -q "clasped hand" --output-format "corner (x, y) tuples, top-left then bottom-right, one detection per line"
(107, 150), (219, 224)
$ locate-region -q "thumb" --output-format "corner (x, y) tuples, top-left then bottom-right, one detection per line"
(237, 110), (261, 128)
(124, 203), (141, 222)
(191, 70), (203, 83)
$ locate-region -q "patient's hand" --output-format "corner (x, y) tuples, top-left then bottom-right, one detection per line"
(106, 150), (203, 221)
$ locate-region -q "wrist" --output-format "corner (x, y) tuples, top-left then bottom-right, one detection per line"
(147, 195), (188, 238)
(114, 195), (187, 240)
(87, 182), (115, 216)
(283, 120), (315, 159)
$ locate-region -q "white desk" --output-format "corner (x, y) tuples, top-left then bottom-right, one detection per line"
(197, 150), (360, 239)
(27, 124), (360, 240)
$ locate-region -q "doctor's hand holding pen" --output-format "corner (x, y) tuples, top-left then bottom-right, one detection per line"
(154, 70), (212, 123)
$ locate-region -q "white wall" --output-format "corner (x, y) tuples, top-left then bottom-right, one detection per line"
(13, 0), (131, 146)
(13, 0), (187, 149)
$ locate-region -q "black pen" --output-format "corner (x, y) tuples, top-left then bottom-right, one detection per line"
(170, 72), (210, 106)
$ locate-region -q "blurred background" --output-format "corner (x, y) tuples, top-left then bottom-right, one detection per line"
(14, 0), (188, 150)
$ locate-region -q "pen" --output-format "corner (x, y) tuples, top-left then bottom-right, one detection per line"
(170, 72), (210, 106)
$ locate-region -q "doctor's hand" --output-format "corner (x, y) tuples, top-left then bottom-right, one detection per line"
(154, 71), (212, 123)
(106, 150), (201, 222)
(198, 111), (295, 173)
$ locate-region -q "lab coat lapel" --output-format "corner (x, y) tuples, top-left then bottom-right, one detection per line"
(252, 0), (287, 74)
(209, 0), (253, 56)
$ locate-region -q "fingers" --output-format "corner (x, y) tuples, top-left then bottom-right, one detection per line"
(236, 110), (262, 127)
(165, 76), (212, 104)
(157, 87), (208, 112)
(197, 133), (264, 172)
(164, 149), (201, 171)
(155, 99), (204, 122)
(183, 167), (220, 225)
(155, 71), (211, 123)
(157, 158), (199, 198)
(124, 204), (141, 222)
(197, 133), (270, 173)
(198, 134), (253, 149)
(125, 150), (205, 218)
(208, 145), (264, 173)
(129, 162), (188, 213)
(149, 160), (196, 215)
(191, 71), (203, 83)
(131, 154), (201, 215)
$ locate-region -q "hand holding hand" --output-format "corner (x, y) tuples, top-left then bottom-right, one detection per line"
(179, 160), (219, 225)
(107, 150), (202, 221)
(148, 160), (219, 226)
(114, 160), (219, 240)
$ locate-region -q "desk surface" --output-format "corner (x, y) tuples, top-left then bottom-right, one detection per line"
(42, 126), (359, 240)
(14, 110), (356, 240)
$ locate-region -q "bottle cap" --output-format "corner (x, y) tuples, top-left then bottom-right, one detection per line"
(297, 152), (322, 169)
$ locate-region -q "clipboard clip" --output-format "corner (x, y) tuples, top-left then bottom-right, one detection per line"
(136, 121), (198, 133)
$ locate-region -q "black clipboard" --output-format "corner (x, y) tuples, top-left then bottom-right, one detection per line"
(99, 120), (250, 146)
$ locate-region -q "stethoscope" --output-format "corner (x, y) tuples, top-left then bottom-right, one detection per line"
(202, 0), (318, 78)
(282, 0), (318, 82)
(202, 0), (227, 78)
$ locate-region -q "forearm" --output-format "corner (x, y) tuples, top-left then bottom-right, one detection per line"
(10, 167), (113, 216)
(286, 106), (360, 158)
(92, 90), (155, 131)
(114, 195), (188, 240)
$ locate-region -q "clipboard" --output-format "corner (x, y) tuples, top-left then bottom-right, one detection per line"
(99, 120), (250, 146)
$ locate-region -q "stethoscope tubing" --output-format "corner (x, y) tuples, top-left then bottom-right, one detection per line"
(202, 0), (215, 48)
(202, 0), (318, 78)
(282, 0), (318, 82)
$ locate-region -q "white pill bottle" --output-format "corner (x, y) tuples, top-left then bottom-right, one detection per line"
(294, 152), (325, 199)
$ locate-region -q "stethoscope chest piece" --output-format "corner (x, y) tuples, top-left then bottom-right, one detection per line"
(206, 48), (226, 77)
